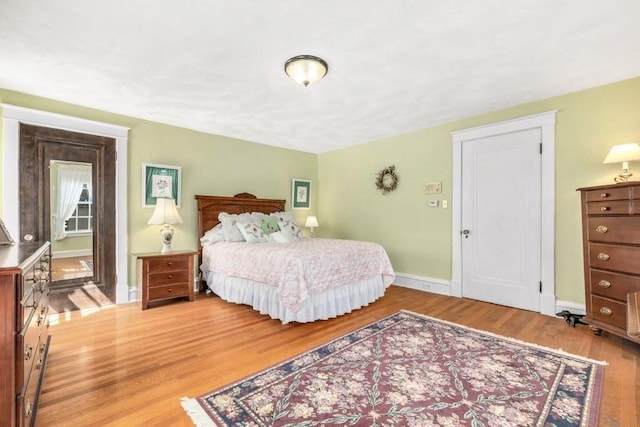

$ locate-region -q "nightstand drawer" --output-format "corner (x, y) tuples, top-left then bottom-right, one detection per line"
(585, 186), (631, 202)
(590, 295), (626, 329)
(147, 270), (190, 287)
(148, 283), (189, 300)
(146, 256), (189, 272)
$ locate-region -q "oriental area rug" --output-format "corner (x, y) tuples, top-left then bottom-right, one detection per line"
(182, 310), (605, 426)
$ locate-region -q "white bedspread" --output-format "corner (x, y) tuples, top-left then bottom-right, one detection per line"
(201, 238), (395, 312)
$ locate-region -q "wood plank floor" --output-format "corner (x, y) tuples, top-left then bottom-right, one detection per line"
(37, 286), (639, 426)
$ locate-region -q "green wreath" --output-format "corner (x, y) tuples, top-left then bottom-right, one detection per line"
(375, 165), (399, 195)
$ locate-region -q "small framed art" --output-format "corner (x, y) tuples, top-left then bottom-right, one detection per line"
(142, 163), (182, 207)
(292, 178), (311, 209)
(0, 218), (15, 245)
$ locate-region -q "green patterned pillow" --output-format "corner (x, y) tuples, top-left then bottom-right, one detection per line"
(260, 216), (280, 235)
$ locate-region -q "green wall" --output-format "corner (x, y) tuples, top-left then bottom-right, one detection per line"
(318, 77), (640, 304)
(2, 77), (640, 304)
(0, 89), (318, 287)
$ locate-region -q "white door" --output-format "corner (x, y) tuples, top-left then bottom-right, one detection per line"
(461, 128), (541, 311)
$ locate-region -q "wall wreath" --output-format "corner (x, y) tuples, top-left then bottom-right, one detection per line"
(375, 165), (399, 195)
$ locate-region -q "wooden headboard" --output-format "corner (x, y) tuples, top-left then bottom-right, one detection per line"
(195, 192), (286, 240)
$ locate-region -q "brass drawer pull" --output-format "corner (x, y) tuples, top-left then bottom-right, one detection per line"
(599, 307), (612, 316)
(597, 253), (610, 261)
(600, 193), (609, 198)
(595, 225), (608, 234)
(600, 206), (610, 211)
(167, 274), (173, 279)
(598, 280), (611, 288)
(25, 401), (33, 418)
(25, 345), (33, 360)
(167, 262), (173, 266)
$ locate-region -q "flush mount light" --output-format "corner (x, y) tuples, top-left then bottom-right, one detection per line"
(284, 55), (328, 87)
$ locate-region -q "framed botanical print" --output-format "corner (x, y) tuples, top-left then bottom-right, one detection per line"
(142, 163), (182, 207)
(292, 178), (311, 209)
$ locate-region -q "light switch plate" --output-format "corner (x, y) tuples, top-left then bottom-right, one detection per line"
(424, 182), (442, 194)
(428, 200), (439, 207)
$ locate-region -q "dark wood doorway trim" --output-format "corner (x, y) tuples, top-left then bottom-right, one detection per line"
(20, 124), (117, 301)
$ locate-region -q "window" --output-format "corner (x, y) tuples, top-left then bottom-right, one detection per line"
(65, 184), (92, 234)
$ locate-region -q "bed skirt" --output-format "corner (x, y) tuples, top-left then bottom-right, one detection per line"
(202, 271), (389, 324)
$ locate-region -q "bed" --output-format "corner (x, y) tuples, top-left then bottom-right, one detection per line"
(196, 193), (395, 323)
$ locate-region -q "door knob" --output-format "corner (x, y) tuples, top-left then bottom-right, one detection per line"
(462, 229), (471, 239)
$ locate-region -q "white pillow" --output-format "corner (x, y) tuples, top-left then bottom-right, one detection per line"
(200, 224), (224, 246)
(269, 230), (299, 243)
(218, 212), (254, 242)
(236, 222), (268, 243)
(270, 211), (303, 239)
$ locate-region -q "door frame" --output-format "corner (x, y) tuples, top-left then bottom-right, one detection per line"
(451, 111), (557, 316)
(1, 104), (130, 304)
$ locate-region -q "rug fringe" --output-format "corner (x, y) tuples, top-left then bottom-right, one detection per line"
(181, 397), (216, 427)
(399, 309), (609, 366)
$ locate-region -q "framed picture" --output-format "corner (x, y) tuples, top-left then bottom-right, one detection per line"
(291, 178), (311, 209)
(142, 163), (182, 207)
(0, 218), (15, 245)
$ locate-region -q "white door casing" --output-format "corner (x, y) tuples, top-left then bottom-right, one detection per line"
(461, 128), (541, 311)
(451, 111), (557, 316)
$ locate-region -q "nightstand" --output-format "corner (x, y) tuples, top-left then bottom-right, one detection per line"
(135, 250), (197, 310)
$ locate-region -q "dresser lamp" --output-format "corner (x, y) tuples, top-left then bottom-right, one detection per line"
(603, 142), (640, 183)
(305, 216), (319, 236)
(147, 197), (183, 253)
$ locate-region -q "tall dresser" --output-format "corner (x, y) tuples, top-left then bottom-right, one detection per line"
(578, 182), (640, 343)
(0, 242), (52, 427)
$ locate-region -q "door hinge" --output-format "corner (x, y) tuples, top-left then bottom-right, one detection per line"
(539, 143), (542, 154)
(539, 281), (542, 292)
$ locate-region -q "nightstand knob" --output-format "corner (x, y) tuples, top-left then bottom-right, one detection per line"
(600, 206), (609, 212)
(598, 280), (611, 288)
(167, 262), (173, 266)
(167, 288), (172, 293)
(595, 225), (608, 234)
(597, 253), (610, 261)
(600, 193), (609, 198)
(167, 274), (173, 279)
(599, 307), (612, 316)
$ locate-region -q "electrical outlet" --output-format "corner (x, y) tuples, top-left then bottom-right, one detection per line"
(442, 200), (448, 208)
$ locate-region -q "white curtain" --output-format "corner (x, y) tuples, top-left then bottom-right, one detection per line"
(54, 163), (92, 241)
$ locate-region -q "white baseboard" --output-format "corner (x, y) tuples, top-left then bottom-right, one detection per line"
(394, 273), (584, 318)
(52, 249), (92, 259)
(554, 300), (586, 316)
(393, 272), (451, 296)
(128, 287), (139, 302)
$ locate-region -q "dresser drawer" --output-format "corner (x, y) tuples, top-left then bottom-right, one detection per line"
(586, 200), (631, 215)
(589, 243), (640, 274)
(587, 216), (640, 244)
(585, 186), (632, 202)
(146, 256), (189, 272)
(16, 308), (42, 395)
(147, 283), (190, 300)
(590, 295), (627, 329)
(590, 269), (640, 300)
(147, 269), (190, 287)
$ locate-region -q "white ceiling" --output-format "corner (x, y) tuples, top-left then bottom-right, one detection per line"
(1, 1), (639, 154)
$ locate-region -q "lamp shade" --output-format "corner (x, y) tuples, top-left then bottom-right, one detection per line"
(603, 143), (640, 164)
(284, 55), (328, 87)
(305, 216), (319, 228)
(148, 197), (183, 225)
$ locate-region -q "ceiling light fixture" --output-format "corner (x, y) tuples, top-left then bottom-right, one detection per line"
(284, 55), (328, 87)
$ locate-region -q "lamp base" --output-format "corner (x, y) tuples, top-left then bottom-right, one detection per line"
(614, 170), (633, 183)
(159, 225), (174, 254)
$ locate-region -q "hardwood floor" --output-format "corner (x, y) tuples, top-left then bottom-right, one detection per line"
(37, 286), (639, 426)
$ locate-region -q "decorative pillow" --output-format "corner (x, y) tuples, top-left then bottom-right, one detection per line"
(200, 224), (224, 246)
(269, 230), (299, 243)
(270, 211), (303, 239)
(218, 212), (254, 242)
(260, 216), (280, 235)
(236, 222), (268, 243)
